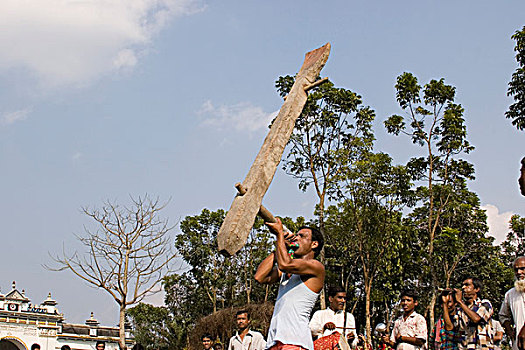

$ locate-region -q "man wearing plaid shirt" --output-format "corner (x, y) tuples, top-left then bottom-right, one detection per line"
(454, 277), (493, 350)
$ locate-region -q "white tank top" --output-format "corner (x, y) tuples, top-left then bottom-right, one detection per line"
(265, 273), (319, 350)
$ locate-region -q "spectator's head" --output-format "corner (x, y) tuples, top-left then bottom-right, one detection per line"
(461, 276), (482, 300)
(515, 257), (525, 292)
(132, 344), (145, 350)
(236, 310), (250, 331)
(61, 346), (71, 350)
(213, 344), (223, 350)
(399, 289), (418, 315)
(296, 226), (324, 258)
(327, 286), (346, 312)
(96, 341), (105, 350)
(31, 344), (41, 350)
(201, 334), (214, 350)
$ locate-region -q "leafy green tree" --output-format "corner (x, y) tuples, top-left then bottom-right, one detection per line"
(506, 25), (525, 130)
(324, 151), (412, 342)
(385, 72), (475, 326)
(127, 303), (181, 350)
(275, 75), (375, 307)
(502, 214), (525, 260)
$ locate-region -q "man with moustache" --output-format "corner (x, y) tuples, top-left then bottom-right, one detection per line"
(500, 257), (525, 350)
(228, 310), (266, 350)
(309, 286), (357, 345)
(454, 277), (493, 350)
(255, 218), (325, 350)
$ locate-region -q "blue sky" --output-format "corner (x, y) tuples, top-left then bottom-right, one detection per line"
(0, 0), (524, 326)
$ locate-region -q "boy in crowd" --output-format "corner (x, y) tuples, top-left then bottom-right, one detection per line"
(382, 289), (427, 350)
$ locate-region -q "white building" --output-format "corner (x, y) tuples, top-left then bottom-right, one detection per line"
(0, 282), (132, 350)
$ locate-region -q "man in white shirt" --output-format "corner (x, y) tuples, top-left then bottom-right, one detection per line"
(227, 310), (266, 350)
(309, 286), (357, 344)
(500, 257), (525, 350)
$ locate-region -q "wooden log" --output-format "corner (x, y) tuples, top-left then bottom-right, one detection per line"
(217, 43), (331, 256)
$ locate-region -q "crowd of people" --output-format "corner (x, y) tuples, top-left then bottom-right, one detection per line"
(199, 204), (525, 350)
(196, 165), (525, 350)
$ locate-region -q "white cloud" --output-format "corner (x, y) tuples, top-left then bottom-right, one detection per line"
(482, 204), (513, 244)
(0, 0), (205, 88)
(2, 108), (31, 125)
(199, 100), (277, 133)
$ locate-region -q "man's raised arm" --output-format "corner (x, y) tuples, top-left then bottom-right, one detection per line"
(254, 252), (281, 284)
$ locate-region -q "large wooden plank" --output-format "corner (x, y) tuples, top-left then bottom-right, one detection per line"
(217, 43), (331, 256)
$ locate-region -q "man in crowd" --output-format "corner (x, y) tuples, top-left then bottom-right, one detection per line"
(454, 276), (493, 350)
(500, 257), (525, 350)
(227, 310), (266, 350)
(382, 289), (427, 350)
(202, 334), (215, 350)
(255, 218), (325, 350)
(309, 286), (357, 345)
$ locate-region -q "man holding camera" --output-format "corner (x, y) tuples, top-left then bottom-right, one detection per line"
(454, 277), (493, 350)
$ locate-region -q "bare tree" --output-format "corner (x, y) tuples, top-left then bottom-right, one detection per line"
(48, 195), (178, 350)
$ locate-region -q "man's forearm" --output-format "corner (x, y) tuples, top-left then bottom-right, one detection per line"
(458, 301), (482, 323)
(443, 305), (454, 331)
(254, 252), (276, 283)
(274, 227), (293, 271)
(398, 336), (425, 347)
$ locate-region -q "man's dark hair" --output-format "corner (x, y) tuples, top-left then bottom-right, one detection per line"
(132, 345), (145, 350)
(463, 276), (483, 296)
(96, 341), (105, 347)
(31, 344), (40, 350)
(400, 289), (418, 301)
(201, 333), (215, 341)
(327, 286), (346, 298)
(61, 346), (71, 350)
(236, 309), (250, 319)
(298, 226), (324, 258)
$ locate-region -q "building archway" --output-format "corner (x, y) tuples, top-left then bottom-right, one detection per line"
(0, 337), (28, 350)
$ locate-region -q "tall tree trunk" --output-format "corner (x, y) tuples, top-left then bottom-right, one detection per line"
(365, 280), (372, 345)
(319, 197), (326, 309)
(119, 305), (126, 350)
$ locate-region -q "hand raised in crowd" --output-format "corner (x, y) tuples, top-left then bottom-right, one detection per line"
(453, 288), (463, 303)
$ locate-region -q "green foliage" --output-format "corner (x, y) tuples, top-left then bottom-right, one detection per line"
(127, 303), (180, 350)
(506, 26), (525, 130)
(502, 214), (525, 261)
(276, 75), (375, 202)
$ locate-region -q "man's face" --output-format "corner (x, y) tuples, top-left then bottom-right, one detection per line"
(329, 292), (346, 311)
(202, 338), (213, 350)
(293, 228), (318, 257)
(236, 313), (250, 330)
(96, 344), (105, 350)
(514, 258), (525, 280)
(400, 295), (417, 314)
(462, 279), (479, 299)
